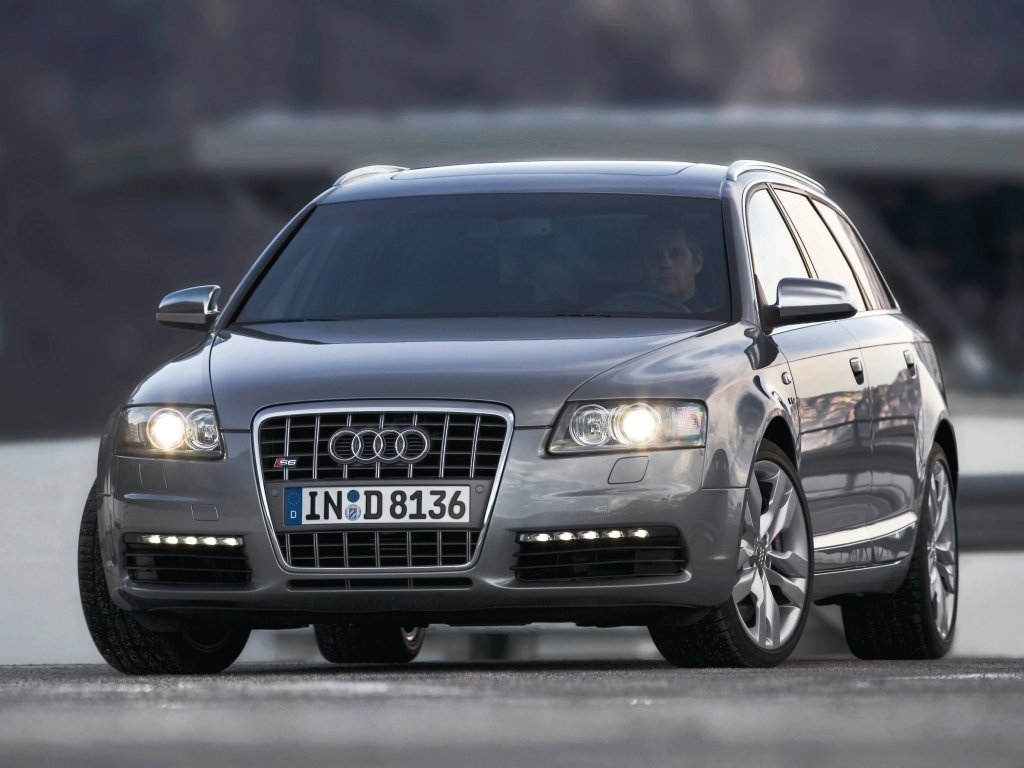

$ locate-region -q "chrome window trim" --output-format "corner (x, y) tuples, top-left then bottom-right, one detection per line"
(770, 186), (870, 312)
(251, 400), (514, 575)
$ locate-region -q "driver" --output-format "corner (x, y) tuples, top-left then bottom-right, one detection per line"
(642, 225), (705, 308)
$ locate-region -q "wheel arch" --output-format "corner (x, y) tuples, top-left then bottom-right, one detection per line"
(932, 418), (959, 492)
(760, 415), (798, 469)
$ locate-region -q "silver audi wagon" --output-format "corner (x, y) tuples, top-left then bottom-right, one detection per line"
(79, 160), (958, 672)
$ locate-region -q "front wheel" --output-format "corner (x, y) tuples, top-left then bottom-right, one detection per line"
(840, 444), (958, 659)
(78, 484), (250, 675)
(649, 440), (812, 667)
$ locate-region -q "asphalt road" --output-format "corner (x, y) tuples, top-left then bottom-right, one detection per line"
(1, 659), (1022, 768)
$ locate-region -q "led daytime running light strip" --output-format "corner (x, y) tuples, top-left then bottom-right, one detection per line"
(518, 528), (650, 543)
(132, 534), (244, 547)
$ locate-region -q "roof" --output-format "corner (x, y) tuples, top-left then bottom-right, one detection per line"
(319, 160), (733, 203)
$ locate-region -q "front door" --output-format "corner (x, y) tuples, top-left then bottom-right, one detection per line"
(746, 187), (873, 541)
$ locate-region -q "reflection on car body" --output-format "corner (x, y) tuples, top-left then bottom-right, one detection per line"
(79, 160), (959, 673)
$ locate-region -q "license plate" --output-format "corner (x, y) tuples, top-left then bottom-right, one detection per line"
(284, 486), (472, 526)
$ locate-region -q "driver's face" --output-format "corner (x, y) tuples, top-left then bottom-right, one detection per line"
(643, 232), (704, 300)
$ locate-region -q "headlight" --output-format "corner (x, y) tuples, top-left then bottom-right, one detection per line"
(116, 406), (224, 458)
(549, 400), (706, 454)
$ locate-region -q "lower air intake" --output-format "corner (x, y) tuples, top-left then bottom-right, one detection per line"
(513, 525), (685, 581)
(125, 537), (251, 586)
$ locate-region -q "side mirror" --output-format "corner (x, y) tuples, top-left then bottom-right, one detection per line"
(156, 285), (221, 331)
(763, 277), (856, 329)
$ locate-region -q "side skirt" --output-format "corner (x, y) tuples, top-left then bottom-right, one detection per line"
(811, 511), (917, 600)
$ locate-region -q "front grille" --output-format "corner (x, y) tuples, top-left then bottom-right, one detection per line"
(125, 540), (252, 586)
(277, 530), (481, 568)
(259, 410), (508, 483)
(513, 526), (686, 582)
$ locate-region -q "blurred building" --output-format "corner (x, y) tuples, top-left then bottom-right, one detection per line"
(3, 0), (1024, 437)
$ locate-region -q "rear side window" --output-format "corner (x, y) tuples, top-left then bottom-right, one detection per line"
(813, 201), (894, 310)
(746, 188), (808, 304)
(775, 190), (866, 311)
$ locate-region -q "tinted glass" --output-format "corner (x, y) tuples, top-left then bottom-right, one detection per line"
(813, 201), (894, 309)
(776, 190), (866, 311)
(236, 194), (730, 322)
(746, 188), (808, 304)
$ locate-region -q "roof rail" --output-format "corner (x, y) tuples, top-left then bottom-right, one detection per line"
(333, 165), (408, 187)
(725, 160), (825, 193)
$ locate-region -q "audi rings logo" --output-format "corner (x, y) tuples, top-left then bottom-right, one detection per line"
(327, 427), (432, 465)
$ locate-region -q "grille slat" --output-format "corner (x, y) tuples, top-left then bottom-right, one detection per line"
(312, 415), (321, 480)
(260, 410), (508, 483)
(276, 530), (481, 569)
(439, 414), (450, 478)
(283, 417), (291, 482)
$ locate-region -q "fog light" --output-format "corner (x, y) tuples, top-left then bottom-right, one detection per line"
(519, 533), (553, 543)
(132, 534), (244, 547)
(519, 528), (659, 544)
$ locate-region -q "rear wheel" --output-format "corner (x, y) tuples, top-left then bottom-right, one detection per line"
(78, 483), (250, 675)
(841, 444), (958, 659)
(314, 623), (426, 664)
(649, 440), (812, 667)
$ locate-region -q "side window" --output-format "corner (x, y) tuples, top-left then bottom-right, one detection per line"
(746, 188), (809, 304)
(775, 190), (866, 311)
(813, 201), (894, 310)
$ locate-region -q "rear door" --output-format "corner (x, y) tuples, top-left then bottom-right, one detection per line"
(747, 187), (872, 537)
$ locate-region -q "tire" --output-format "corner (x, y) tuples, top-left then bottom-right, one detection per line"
(840, 445), (958, 659)
(649, 440), (813, 667)
(314, 623), (425, 664)
(78, 483), (250, 675)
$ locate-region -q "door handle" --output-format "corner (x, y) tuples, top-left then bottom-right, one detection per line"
(849, 357), (865, 385)
(903, 349), (917, 378)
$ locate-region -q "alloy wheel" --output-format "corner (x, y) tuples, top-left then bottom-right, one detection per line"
(733, 459), (811, 650)
(927, 460), (957, 640)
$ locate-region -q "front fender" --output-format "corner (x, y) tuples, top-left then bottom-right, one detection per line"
(570, 322), (797, 489)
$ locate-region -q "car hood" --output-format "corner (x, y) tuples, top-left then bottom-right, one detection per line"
(209, 317), (719, 429)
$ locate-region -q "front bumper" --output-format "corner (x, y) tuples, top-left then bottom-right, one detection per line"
(100, 427), (746, 627)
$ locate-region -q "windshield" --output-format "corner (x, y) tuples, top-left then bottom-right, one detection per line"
(235, 193), (730, 323)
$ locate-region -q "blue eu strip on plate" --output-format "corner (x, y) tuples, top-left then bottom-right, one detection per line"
(284, 487), (303, 526)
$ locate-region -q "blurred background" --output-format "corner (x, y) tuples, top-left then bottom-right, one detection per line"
(1, 0), (1022, 662)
